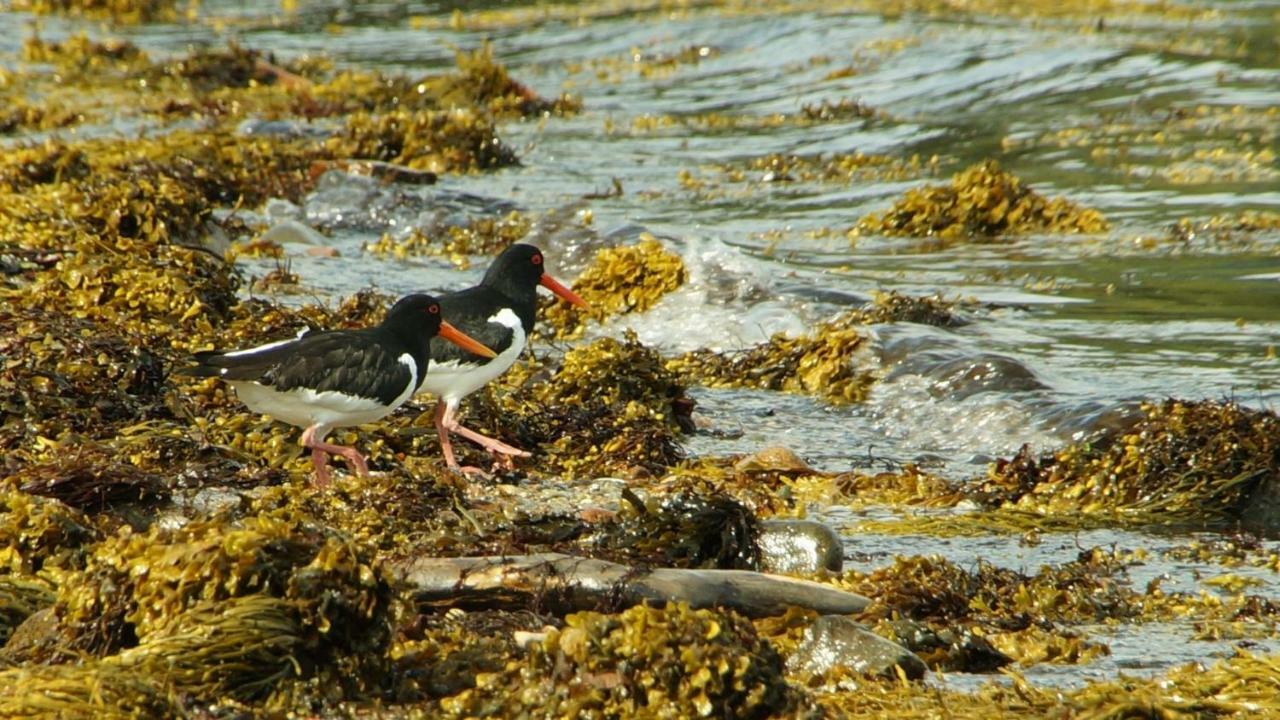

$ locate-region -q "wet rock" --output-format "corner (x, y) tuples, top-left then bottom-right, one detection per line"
(734, 446), (814, 474)
(0, 607), (60, 665)
(236, 118), (335, 140)
(885, 618), (1012, 673)
(1240, 473), (1280, 533)
(256, 219), (328, 247)
(758, 519), (843, 574)
(396, 553), (870, 618)
(155, 487), (252, 530)
(787, 616), (926, 680)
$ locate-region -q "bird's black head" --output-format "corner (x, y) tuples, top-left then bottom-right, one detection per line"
(385, 293), (498, 359)
(481, 243), (546, 299)
(384, 293), (445, 336)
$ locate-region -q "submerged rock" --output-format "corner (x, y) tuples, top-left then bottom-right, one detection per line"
(787, 616), (926, 680)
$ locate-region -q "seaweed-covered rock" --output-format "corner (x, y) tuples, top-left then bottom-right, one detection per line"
(0, 576), (56, 648)
(855, 160), (1109, 240)
(0, 490), (99, 576)
(669, 310), (877, 404)
(48, 515), (394, 678)
(848, 290), (968, 327)
(328, 108), (519, 173)
(434, 603), (805, 719)
(880, 619), (1013, 673)
(976, 399), (1280, 526)
(541, 237), (688, 338)
(364, 211), (532, 265)
(474, 333), (691, 477)
(591, 492), (762, 570)
(9, 0), (180, 23)
(418, 43), (580, 118)
(845, 552), (1142, 626)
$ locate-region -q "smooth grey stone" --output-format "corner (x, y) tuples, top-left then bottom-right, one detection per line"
(396, 553), (870, 618)
(758, 519), (843, 574)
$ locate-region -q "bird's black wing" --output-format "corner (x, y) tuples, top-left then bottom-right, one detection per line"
(429, 286), (517, 365)
(188, 330), (416, 405)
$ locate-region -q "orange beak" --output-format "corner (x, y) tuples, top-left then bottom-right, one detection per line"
(540, 273), (589, 308)
(438, 321), (497, 358)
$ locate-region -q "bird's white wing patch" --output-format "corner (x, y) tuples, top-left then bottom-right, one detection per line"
(490, 307), (522, 329)
(418, 308), (525, 402)
(220, 335), (300, 359)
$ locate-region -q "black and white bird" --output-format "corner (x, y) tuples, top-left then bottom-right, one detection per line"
(418, 243), (587, 474)
(182, 293), (496, 486)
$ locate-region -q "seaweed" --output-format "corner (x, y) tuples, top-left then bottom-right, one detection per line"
(328, 108), (520, 173)
(469, 332), (692, 477)
(541, 237), (688, 338)
(975, 399), (1280, 524)
(429, 603), (804, 719)
(854, 160), (1109, 241)
(590, 492), (763, 570)
(668, 309), (877, 404)
(0, 489), (100, 576)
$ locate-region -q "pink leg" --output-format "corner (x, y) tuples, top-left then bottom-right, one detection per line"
(433, 401), (489, 477)
(441, 402), (530, 458)
(309, 446), (332, 487)
(300, 424), (369, 486)
(433, 401), (530, 476)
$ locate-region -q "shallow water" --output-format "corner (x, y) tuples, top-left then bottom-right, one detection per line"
(5, 0), (1279, 689)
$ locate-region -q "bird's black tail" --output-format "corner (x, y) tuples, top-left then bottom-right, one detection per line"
(173, 350), (228, 378)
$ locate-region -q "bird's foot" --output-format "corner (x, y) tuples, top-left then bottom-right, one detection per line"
(339, 448), (370, 477)
(449, 464), (492, 480)
(489, 451), (517, 472)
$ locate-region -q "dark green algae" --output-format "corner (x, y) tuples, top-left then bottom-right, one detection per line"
(2, 19), (1280, 720)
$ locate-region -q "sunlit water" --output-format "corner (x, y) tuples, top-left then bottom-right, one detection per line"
(4, 0), (1279, 688)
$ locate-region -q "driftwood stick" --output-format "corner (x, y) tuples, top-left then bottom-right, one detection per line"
(393, 553), (869, 617)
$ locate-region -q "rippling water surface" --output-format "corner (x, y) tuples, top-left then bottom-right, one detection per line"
(5, 0), (1279, 687)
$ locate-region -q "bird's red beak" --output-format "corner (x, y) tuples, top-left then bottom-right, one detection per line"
(540, 273), (589, 308)
(438, 321), (497, 358)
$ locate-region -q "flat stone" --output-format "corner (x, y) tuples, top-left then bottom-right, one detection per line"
(758, 519), (844, 574)
(734, 446), (814, 474)
(787, 615), (927, 680)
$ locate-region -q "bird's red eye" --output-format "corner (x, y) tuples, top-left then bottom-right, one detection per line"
(531, 254), (543, 265)
(428, 304), (439, 314)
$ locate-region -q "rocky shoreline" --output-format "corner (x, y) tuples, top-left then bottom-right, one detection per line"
(2, 2), (1279, 718)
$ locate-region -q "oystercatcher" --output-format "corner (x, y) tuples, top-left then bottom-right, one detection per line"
(182, 293), (496, 486)
(419, 243), (587, 474)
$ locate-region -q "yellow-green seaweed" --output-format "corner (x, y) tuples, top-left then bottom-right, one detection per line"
(541, 237), (688, 338)
(668, 309), (877, 404)
(854, 160), (1110, 241)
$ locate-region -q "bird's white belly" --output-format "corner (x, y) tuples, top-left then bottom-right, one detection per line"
(418, 309), (525, 404)
(228, 354), (417, 429)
